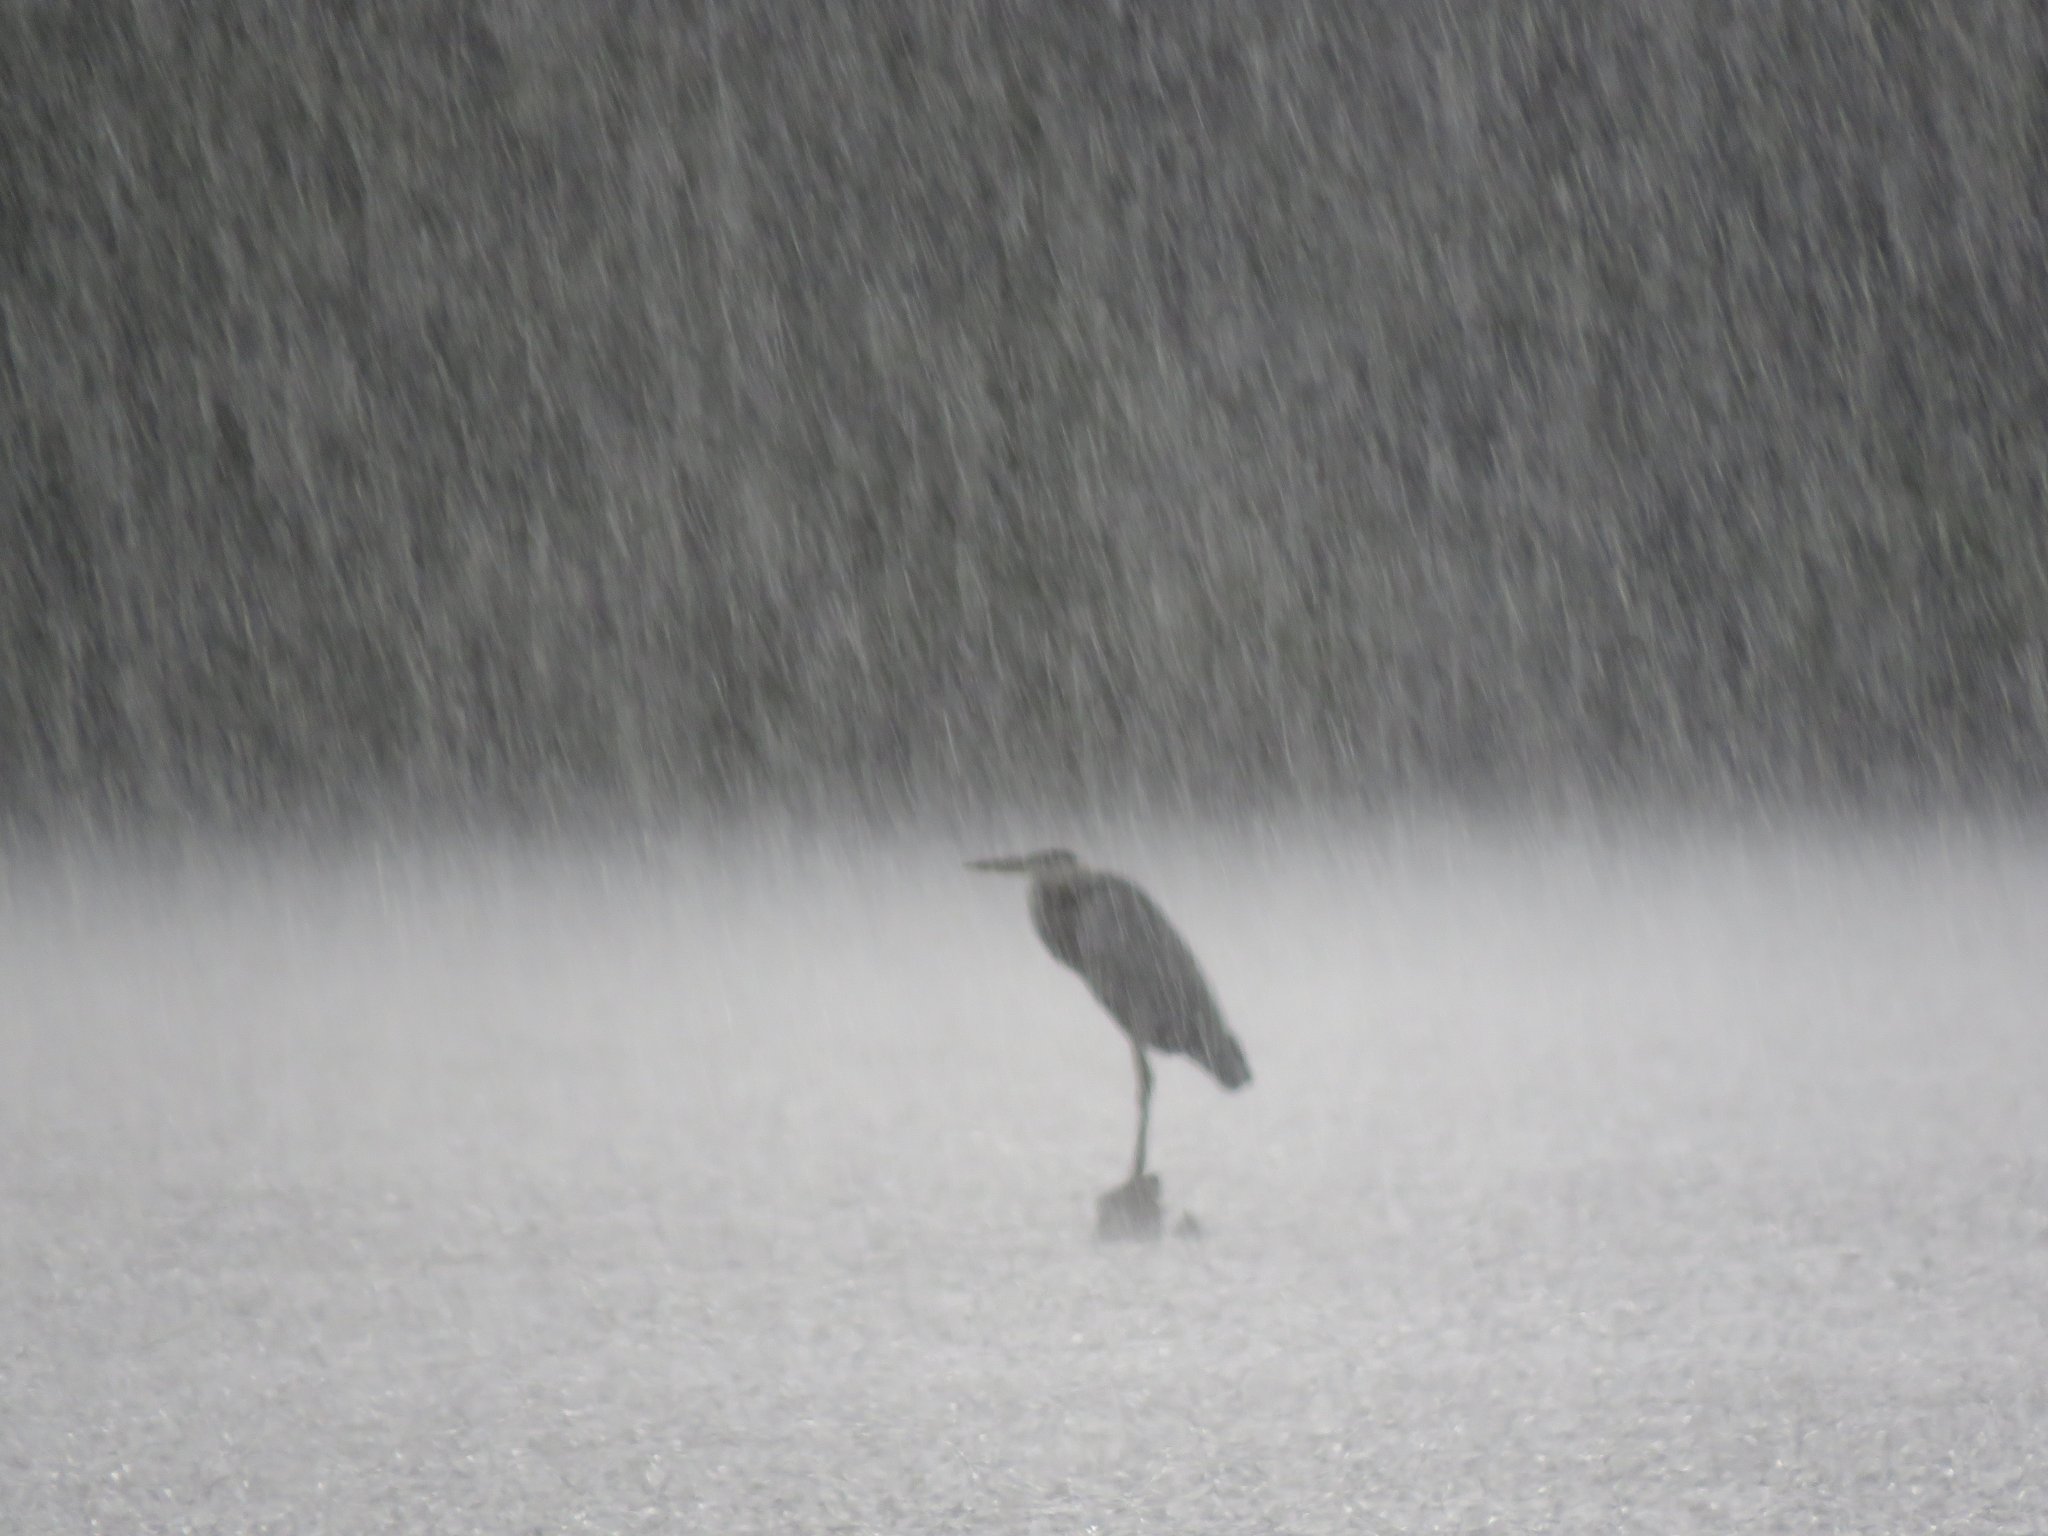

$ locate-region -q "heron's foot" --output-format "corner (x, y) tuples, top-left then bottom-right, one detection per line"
(1095, 1172), (1164, 1243)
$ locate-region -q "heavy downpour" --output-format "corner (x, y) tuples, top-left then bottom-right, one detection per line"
(4, 5), (2046, 1531)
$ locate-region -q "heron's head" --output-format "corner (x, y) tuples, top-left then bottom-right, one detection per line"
(966, 848), (1083, 877)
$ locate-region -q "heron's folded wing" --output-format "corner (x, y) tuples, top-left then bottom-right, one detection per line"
(1069, 877), (1230, 1059)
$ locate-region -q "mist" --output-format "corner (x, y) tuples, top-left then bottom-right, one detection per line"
(6, 823), (2046, 1528)
(5, 4), (2047, 1531)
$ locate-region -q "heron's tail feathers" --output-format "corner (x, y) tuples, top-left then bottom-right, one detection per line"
(1202, 1028), (1252, 1091)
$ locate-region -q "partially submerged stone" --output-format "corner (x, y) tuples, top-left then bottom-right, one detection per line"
(1094, 1172), (1164, 1242)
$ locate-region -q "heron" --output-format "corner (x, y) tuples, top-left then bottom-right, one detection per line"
(968, 849), (1250, 1229)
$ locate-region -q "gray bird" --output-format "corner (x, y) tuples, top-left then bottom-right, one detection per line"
(968, 849), (1251, 1202)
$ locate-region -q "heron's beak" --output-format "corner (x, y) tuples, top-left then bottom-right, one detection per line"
(967, 854), (1034, 873)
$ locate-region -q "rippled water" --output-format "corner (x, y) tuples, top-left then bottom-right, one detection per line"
(5, 821), (2045, 1532)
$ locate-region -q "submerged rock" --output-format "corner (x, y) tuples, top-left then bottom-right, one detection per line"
(1094, 1172), (1164, 1242)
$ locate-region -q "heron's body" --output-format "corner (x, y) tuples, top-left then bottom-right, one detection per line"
(1026, 868), (1250, 1089)
(970, 848), (1251, 1196)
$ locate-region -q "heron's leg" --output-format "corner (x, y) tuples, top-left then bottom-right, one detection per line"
(1129, 1040), (1154, 1182)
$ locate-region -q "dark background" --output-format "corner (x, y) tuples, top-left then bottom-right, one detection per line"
(4, 2), (2045, 827)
